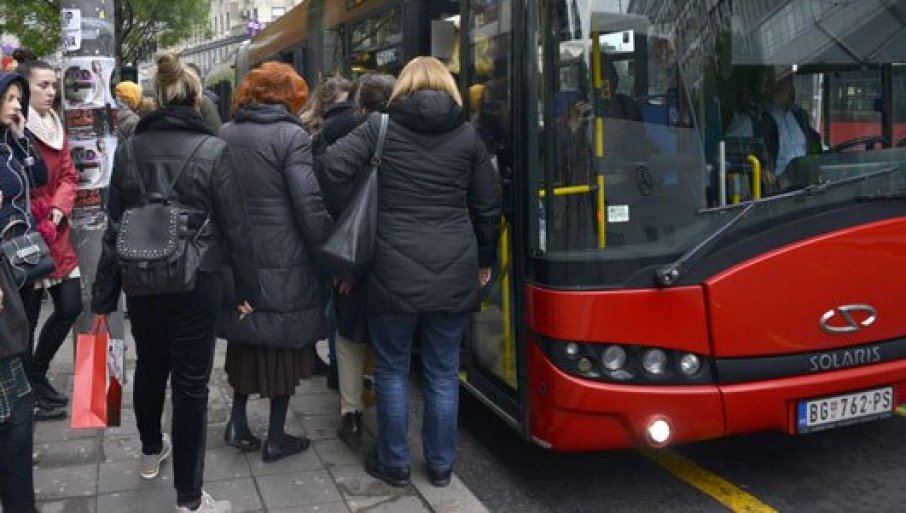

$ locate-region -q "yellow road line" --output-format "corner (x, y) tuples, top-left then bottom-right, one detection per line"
(641, 449), (777, 513)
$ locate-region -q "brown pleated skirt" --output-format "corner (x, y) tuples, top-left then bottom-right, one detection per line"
(224, 343), (314, 398)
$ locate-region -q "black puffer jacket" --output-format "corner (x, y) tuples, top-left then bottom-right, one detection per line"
(218, 104), (334, 349)
(91, 106), (259, 313)
(321, 90), (500, 314)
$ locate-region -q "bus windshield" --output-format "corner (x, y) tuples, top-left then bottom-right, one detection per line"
(530, 0), (906, 288)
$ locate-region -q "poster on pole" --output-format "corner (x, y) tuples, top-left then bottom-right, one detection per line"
(61, 0), (122, 336)
(62, 57), (114, 110)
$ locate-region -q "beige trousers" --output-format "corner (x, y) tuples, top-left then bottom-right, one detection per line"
(337, 334), (367, 415)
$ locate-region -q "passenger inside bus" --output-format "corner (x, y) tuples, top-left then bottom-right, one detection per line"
(725, 68), (821, 192)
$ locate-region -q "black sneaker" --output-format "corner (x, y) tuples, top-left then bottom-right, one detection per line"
(337, 411), (363, 450)
(364, 450), (410, 487)
(34, 375), (68, 406)
(34, 401), (66, 422)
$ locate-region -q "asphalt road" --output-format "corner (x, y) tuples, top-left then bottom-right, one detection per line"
(453, 393), (906, 513)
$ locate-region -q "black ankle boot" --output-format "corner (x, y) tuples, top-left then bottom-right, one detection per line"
(33, 375), (68, 406)
(428, 466), (453, 487)
(224, 420), (261, 451)
(337, 411), (363, 450)
(364, 450), (410, 487)
(262, 434), (310, 463)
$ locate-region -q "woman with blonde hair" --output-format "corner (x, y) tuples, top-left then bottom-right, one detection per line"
(321, 56), (500, 488)
(92, 52), (259, 513)
(219, 62), (333, 463)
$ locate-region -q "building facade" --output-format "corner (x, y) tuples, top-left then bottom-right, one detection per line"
(178, 0), (304, 79)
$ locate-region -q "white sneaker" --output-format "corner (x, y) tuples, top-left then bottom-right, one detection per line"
(176, 491), (231, 513)
(140, 433), (171, 480)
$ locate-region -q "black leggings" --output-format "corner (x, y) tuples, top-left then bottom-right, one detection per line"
(21, 278), (83, 380)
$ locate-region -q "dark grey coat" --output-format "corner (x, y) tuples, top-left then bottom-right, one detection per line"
(320, 91), (500, 314)
(218, 104), (333, 349)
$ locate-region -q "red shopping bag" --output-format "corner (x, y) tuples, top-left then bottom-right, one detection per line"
(71, 316), (123, 428)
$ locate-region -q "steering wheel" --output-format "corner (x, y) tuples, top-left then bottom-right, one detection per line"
(830, 135), (890, 153)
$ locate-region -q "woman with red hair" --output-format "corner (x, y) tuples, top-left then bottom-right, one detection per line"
(218, 62), (333, 463)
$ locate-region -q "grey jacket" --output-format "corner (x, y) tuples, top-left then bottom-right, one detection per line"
(115, 107), (140, 143)
(218, 104), (334, 349)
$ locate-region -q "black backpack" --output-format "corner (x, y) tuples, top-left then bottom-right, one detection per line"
(115, 137), (211, 296)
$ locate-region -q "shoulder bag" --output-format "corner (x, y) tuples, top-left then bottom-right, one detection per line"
(321, 113), (389, 279)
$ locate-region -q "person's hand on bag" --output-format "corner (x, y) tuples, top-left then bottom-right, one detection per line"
(237, 301), (254, 321)
(479, 267), (493, 287)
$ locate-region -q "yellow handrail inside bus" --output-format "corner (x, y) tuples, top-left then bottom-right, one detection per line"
(499, 221), (516, 387)
(596, 174), (606, 248)
(748, 154), (762, 200)
(538, 184), (593, 198)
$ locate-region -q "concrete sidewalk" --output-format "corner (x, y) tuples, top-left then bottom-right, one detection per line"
(33, 318), (488, 513)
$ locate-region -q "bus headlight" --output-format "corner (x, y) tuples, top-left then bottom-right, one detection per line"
(642, 349), (668, 375)
(601, 345), (627, 371)
(564, 342), (580, 358)
(679, 354), (701, 376)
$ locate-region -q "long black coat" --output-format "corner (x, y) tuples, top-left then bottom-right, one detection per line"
(218, 104), (333, 349)
(320, 91), (500, 314)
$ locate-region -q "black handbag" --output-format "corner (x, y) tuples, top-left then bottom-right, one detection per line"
(0, 263), (29, 359)
(115, 137), (210, 296)
(0, 156), (56, 288)
(321, 113), (389, 279)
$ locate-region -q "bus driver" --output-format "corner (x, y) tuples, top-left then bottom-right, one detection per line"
(726, 69), (821, 187)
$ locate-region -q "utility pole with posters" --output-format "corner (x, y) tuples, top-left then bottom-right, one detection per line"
(59, 0), (124, 339)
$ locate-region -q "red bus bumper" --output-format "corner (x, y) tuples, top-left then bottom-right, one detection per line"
(527, 341), (906, 452)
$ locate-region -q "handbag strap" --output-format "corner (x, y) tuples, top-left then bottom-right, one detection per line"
(371, 113), (389, 169)
(125, 137), (210, 205)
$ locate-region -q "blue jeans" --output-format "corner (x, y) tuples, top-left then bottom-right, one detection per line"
(368, 313), (467, 472)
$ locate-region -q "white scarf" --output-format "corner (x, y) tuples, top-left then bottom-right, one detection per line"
(26, 106), (64, 151)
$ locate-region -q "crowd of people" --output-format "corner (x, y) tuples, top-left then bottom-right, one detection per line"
(0, 46), (500, 513)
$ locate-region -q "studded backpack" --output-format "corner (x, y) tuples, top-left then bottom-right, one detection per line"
(115, 137), (211, 296)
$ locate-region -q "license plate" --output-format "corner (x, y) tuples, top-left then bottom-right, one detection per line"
(797, 386), (894, 433)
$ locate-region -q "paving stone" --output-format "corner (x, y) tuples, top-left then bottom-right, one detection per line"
(204, 478), (264, 512)
(36, 496), (96, 513)
(299, 414), (339, 441)
(257, 470), (343, 509)
(97, 457), (173, 494)
(291, 392), (338, 416)
(33, 438), (103, 468)
(204, 447), (253, 481)
(34, 419), (101, 443)
(270, 504), (351, 513)
(102, 434), (143, 462)
(347, 495), (431, 513)
(96, 487), (174, 513)
(34, 464), (98, 500)
(314, 439), (368, 468)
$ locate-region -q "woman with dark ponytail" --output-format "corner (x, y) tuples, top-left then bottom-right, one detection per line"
(91, 52), (259, 513)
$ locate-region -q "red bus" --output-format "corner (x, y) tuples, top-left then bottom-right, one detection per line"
(221, 0), (906, 451)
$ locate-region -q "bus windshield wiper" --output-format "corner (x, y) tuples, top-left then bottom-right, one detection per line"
(655, 202), (755, 287)
(655, 164), (900, 287)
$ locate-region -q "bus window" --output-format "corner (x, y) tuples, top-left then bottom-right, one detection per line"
(348, 7), (403, 76)
(825, 68), (884, 152)
(526, 0), (906, 289)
